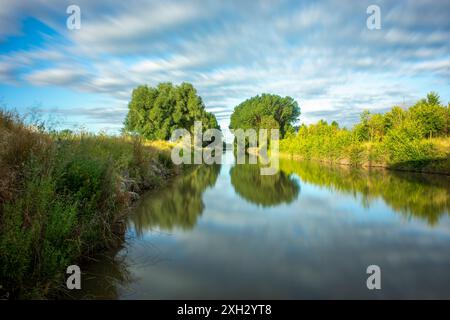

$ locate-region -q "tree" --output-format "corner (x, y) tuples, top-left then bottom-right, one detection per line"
(354, 110), (371, 141)
(124, 82), (219, 140)
(367, 113), (386, 142)
(409, 92), (447, 138)
(384, 106), (405, 131)
(229, 93), (300, 138)
(426, 91), (441, 106)
(354, 111), (390, 142)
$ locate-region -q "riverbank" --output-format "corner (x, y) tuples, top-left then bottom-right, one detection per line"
(68, 149), (450, 299)
(279, 137), (450, 175)
(0, 110), (180, 299)
(277, 93), (449, 175)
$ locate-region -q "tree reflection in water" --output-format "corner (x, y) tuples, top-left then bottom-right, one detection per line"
(229, 163), (300, 207)
(73, 157), (450, 299)
(280, 159), (450, 225)
(130, 164), (221, 235)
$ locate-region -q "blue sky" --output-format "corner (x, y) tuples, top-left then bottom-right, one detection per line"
(0, 0), (449, 136)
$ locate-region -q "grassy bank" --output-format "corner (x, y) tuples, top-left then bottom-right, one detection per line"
(0, 110), (178, 299)
(279, 137), (450, 174)
(280, 93), (450, 174)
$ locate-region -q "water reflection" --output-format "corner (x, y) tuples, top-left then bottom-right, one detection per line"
(76, 152), (450, 299)
(280, 159), (450, 225)
(130, 164), (221, 234)
(64, 245), (131, 299)
(230, 163), (300, 207)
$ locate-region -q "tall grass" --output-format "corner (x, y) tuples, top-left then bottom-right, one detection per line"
(0, 110), (177, 298)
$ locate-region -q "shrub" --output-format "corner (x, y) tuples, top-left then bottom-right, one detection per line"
(384, 123), (436, 165)
(279, 92), (449, 173)
(0, 110), (176, 298)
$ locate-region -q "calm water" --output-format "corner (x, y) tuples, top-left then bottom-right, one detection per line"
(79, 151), (450, 299)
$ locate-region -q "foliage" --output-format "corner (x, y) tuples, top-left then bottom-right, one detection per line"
(409, 92), (448, 138)
(280, 120), (356, 163)
(124, 82), (219, 140)
(0, 110), (176, 298)
(229, 93), (300, 138)
(280, 92), (449, 173)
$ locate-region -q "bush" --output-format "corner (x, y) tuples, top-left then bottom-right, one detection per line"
(279, 92), (449, 173)
(0, 111), (177, 298)
(384, 123), (436, 165)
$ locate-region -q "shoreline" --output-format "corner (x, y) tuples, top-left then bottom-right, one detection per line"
(278, 152), (450, 176)
(0, 111), (184, 299)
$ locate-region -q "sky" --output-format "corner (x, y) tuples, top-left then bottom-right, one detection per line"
(0, 0), (449, 138)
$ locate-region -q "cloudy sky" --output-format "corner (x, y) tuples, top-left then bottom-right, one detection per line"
(0, 0), (449, 135)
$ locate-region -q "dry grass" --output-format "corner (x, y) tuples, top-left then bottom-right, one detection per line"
(0, 111), (52, 204)
(0, 110), (179, 298)
(431, 137), (450, 156)
(143, 139), (175, 151)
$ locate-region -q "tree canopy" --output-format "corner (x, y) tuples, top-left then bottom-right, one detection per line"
(124, 82), (219, 140)
(229, 93), (300, 138)
(354, 91), (449, 142)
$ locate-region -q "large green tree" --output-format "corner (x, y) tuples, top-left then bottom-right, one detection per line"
(124, 82), (219, 140)
(229, 93), (300, 138)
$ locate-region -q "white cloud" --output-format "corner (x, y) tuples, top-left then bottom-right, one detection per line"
(0, 0), (449, 131)
(26, 67), (88, 86)
(70, 1), (209, 55)
(0, 62), (17, 84)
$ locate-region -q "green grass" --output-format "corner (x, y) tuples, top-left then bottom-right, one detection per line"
(280, 132), (449, 174)
(0, 110), (178, 298)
